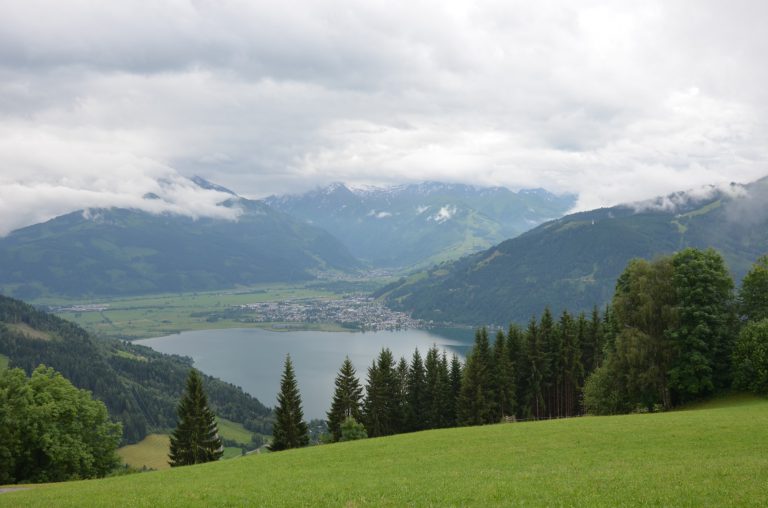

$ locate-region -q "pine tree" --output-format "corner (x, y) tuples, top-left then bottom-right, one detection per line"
(525, 316), (545, 419)
(491, 329), (515, 420)
(458, 328), (494, 425)
(270, 354), (309, 451)
(405, 349), (427, 432)
(448, 354), (463, 426)
(363, 349), (399, 437)
(438, 351), (453, 427)
(424, 345), (451, 429)
(507, 324), (528, 419)
(169, 369), (223, 466)
(327, 357), (364, 442)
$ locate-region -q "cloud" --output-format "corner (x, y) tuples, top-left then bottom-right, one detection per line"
(0, 0), (766, 234)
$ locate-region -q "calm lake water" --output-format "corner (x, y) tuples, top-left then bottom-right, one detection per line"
(136, 327), (474, 419)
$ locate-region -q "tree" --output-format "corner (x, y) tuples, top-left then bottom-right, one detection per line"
(169, 369), (223, 465)
(524, 316), (545, 419)
(739, 254), (768, 323)
(732, 319), (768, 394)
(405, 349), (427, 432)
(491, 330), (515, 420)
(668, 248), (736, 402)
(363, 349), (400, 437)
(0, 365), (121, 484)
(269, 355), (309, 451)
(339, 417), (368, 441)
(458, 328), (494, 425)
(424, 345), (451, 429)
(448, 354), (463, 426)
(327, 357), (364, 442)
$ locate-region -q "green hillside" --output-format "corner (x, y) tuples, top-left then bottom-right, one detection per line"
(382, 177), (768, 325)
(2, 395), (766, 507)
(0, 295), (272, 444)
(0, 196), (358, 299)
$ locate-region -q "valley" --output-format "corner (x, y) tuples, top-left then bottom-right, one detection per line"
(41, 279), (435, 340)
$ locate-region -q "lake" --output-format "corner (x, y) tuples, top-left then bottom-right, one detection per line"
(136, 327), (474, 419)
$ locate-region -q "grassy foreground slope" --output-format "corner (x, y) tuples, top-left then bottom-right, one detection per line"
(3, 395), (768, 507)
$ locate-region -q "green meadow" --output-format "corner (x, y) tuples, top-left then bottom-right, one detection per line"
(40, 284), (351, 339)
(117, 418), (256, 471)
(3, 395), (767, 507)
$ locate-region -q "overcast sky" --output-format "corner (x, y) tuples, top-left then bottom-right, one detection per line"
(1, 0), (767, 235)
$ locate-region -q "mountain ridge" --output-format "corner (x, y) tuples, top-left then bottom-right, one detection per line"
(380, 177), (768, 326)
(266, 181), (577, 268)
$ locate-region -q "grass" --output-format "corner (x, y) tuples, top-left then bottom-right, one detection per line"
(0, 353), (8, 370)
(216, 418), (253, 446)
(6, 323), (53, 341)
(116, 420), (254, 471)
(3, 394), (768, 507)
(117, 434), (171, 471)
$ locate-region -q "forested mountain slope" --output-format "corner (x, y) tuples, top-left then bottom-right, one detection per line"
(380, 177), (768, 325)
(0, 295), (272, 443)
(0, 192), (358, 299)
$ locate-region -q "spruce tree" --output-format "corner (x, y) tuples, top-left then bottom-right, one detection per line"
(405, 349), (427, 432)
(327, 357), (364, 442)
(448, 354), (463, 426)
(270, 354), (309, 451)
(169, 369), (223, 467)
(458, 328), (493, 425)
(491, 329), (515, 420)
(363, 349), (399, 437)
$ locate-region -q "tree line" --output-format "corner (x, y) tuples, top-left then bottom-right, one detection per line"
(270, 248), (768, 450)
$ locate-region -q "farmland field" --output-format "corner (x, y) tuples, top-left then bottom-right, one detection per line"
(4, 394), (767, 507)
(37, 282), (373, 339)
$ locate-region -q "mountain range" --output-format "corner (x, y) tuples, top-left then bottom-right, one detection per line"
(378, 177), (768, 326)
(0, 184), (358, 299)
(0, 178), (573, 299)
(266, 182), (576, 268)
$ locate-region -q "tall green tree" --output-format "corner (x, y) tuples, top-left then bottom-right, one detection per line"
(405, 349), (427, 432)
(0, 365), (121, 484)
(507, 324), (528, 419)
(524, 316), (545, 419)
(169, 369), (223, 465)
(739, 254), (768, 323)
(458, 328), (494, 425)
(448, 354), (463, 426)
(363, 349), (400, 437)
(423, 345), (451, 429)
(582, 306), (604, 375)
(559, 310), (583, 417)
(669, 248), (736, 402)
(732, 319), (768, 394)
(539, 308), (559, 418)
(269, 355), (309, 451)
(326, 357), (364, 442)
(491, 330), (515, 420)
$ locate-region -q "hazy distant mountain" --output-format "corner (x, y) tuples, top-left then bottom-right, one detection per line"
(0, 181), (358, 299)
(379, 177), (768, 326)
(266, 182), (577, 268)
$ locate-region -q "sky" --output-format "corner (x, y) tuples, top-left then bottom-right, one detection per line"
(1, 0), (767, 235)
